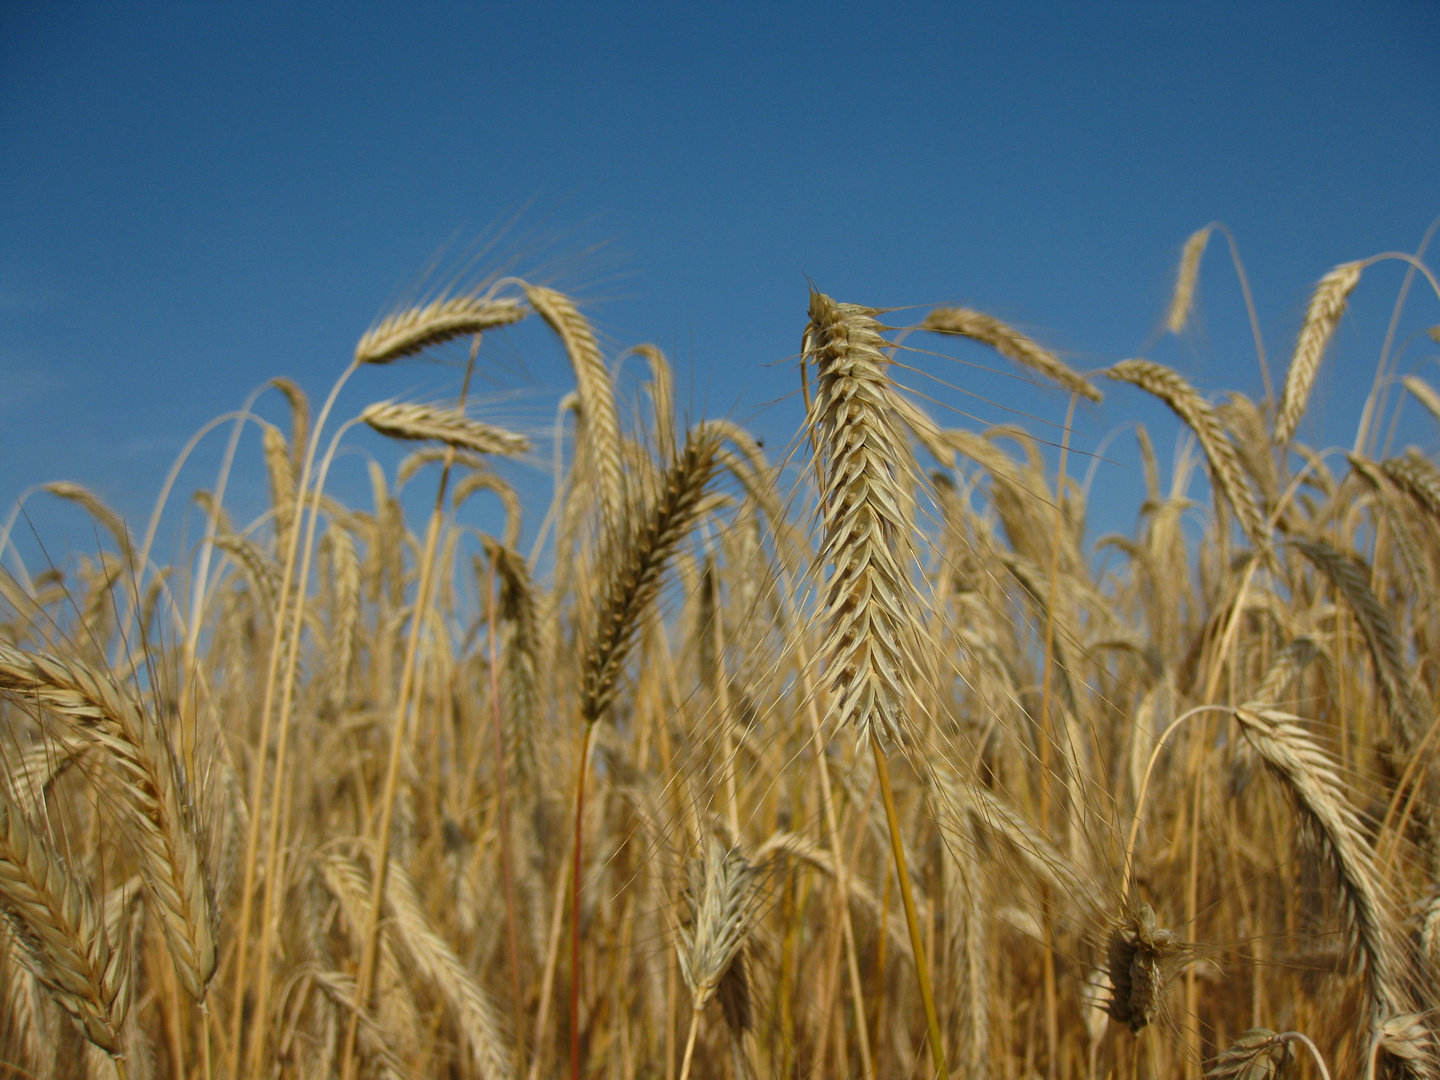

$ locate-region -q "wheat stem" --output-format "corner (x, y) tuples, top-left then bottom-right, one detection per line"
(226, 359), (359, 1076)
(339, 336), (481, 1080)
(487, 561), (525, 1068)
(873, 736), (946, 1078)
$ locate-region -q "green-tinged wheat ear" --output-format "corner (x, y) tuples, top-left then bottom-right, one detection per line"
(1167, 225), (1214, 335)
(806, 290), (926, 748)
(1274, 261), (1364, 445)
(579, 427), (719, 725)
(355, 294), (529, 365)
(923, 305), (1101, 402)
(0, 791), (131, 1054)
(1106, 359), (1268, 548)
(361, 401), (531, 457)
(0, 645), (216, 1002)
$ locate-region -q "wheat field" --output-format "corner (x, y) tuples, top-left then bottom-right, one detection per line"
(1, 235), (1439, 1080)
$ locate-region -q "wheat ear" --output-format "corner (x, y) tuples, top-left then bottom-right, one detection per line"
(568, 428), (718, 1080)
(1289, 538), (1425, 745)
(0, 646), (215, 1002)
(355, 294), (528, 365)
(1104, 903), (1184, 1033)
(804, 289), (946, 1078)
(806, 292), (924, 747)
(0, 791), (130, 1054)
(579, 427), (719, 724)
(1107, 359), (1267, 547)
(1206, 1029), (1296, 1080)
(340, 338), (484, 1080)
(1382, 451), (1440, 521)
(361, 401), (531, 457)
(523, 284), (624, 523)
(261, 421), (297, 547)
(1274, 261), (1364, 444)
(923, 305), (1101, 402)
(1167, 225), (1215, 334)
(674, 836), (761, 1080)
(1232, 705), (1412, 1022)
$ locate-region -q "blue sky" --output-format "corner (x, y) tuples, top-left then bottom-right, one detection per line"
(2, 0), (1438, 565)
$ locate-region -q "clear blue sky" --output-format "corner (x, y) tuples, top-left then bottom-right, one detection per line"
(3, 0), (1438, 561)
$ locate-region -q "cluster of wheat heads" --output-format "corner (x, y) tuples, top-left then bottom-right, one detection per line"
(1, 240), (1439, 1080)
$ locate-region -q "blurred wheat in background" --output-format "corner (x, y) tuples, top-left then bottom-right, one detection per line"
(2, 236), (1440, 1080)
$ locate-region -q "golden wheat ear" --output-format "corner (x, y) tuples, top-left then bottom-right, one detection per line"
(1206, 1029), (1296, 1080)
(0, 791), (131, 1054)
(1103, 903), (1185, 1033)
(0, 646), (216, 1004)
(580, 426), (719, 726)
(1274, 261), (1364, 445)
(361, 401), (531, 457)
(804, 290), (924, 749)
(674, 836), (761, 1080)
(1166, 225), (1215, 335)
(355, 294), (529, 365)
(1106, 359), (1268, 548)
(922, 305), (1102, 401)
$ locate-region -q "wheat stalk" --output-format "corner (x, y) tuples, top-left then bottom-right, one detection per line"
(804, 289), (946, 1078)
(1274, 261), (1364, 445)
